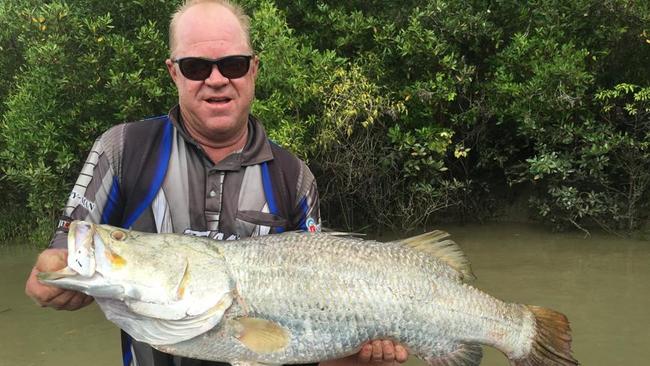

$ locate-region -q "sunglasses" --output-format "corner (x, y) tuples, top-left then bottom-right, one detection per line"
(172, 55), (253, 81)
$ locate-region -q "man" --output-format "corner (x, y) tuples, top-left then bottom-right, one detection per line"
(25, 1), (408, 365)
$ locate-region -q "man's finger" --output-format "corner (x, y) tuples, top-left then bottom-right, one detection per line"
(36, 249), (68, 272)
(381, 340), (395, 362)
(47, 290), (77, 310)
(371, 340), (383, 362)
(358, 343), (373, 363)
(25, 267), (64, 305)
(81, 295), (95, 307)
(65, 292), (92, 311)
(395, 344), (409, 363)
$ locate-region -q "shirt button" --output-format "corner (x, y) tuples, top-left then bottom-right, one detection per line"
(209, 190), (216, 197)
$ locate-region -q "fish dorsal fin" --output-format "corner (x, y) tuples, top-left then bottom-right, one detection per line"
(424, 343), (483, 366)
(231, 317), (290, 354)
(398, 230), (475, 281)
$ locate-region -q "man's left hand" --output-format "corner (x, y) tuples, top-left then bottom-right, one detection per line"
(319, 340), (408, 366)
(357, 340), (409, 364)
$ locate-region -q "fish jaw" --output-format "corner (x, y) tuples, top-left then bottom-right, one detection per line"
(67, 221), (96, 277)
(37, 267), (125, 299)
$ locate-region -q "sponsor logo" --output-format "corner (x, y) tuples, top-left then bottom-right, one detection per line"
(306, 217), (320, 233)
(183, 229), (238, 241)
(56, 217), (72, 234)
(69, 191), (96, 212)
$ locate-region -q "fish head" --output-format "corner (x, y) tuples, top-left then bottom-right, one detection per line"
(39, 221), (235, 322)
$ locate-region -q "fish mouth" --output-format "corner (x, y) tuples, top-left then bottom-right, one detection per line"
(37, 267), (79, 281)
(67, 221), (97, 277)
(38, 265), (125, 299)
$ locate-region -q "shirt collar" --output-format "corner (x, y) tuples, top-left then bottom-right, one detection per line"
(167, 105), (274, 170)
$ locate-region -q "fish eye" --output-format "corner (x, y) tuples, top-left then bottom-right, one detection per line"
(111, 230), (127, 241)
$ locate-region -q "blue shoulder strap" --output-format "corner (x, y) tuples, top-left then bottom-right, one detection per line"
(121, 117), (173, 228)
(261, 161), (285, 233)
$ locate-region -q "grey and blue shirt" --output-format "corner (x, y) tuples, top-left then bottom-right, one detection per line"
(50, 105), (321, 366)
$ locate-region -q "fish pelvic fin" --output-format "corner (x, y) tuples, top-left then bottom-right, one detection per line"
(231, 317), (290, 354)
(424, 343), (482, 366)
(510, 305), (579, 366)
(397, 230), (475, 281)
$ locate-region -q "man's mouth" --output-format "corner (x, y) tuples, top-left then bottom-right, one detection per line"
(206, 97), (231, 104)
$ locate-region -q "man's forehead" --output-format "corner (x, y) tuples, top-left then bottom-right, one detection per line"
(175, 3), (247, 49)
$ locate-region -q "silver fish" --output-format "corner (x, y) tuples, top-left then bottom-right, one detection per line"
(39, 221), (578, 366)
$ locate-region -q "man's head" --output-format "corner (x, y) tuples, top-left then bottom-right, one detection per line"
(169, 0), (252, 54)
(165, 0), (258, 148)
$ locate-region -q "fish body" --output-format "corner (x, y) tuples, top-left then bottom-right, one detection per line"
(39, 221), (577, 366)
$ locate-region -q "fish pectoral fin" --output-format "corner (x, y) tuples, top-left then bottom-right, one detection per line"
(231, 317), (290, 354)
(424, 343), (482, 366)
(174, 258), (191, 300)
(397, 230), (476, 281)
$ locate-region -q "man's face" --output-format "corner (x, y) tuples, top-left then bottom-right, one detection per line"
(166, 4), (258, 146)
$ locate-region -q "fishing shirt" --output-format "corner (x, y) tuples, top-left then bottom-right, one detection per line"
(49, 105), (321, 366)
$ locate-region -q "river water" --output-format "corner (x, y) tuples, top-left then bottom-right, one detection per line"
(1, 223), (648, 365)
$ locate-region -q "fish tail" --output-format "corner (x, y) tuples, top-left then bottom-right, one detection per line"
(510, 305), (579, 366)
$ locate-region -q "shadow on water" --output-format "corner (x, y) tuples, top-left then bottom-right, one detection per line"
(2, 223), (648, 365)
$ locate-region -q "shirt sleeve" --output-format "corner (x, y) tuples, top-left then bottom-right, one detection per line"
(49, 124), (125, 248)
(292, 161), (321, 233)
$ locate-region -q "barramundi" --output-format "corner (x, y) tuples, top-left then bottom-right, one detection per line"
(39, 221), (578, 366)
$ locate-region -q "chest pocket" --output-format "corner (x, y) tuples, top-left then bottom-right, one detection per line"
(235, 162), (291, 237)
(235, 210), (289, 237)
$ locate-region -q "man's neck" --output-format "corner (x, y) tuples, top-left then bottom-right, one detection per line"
(198, 127), (248, 164)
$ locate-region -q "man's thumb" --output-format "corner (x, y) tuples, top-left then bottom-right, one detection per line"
(36, 248), (69, 272)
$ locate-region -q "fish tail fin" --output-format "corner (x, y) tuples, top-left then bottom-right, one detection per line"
(510, 305), (578, 366)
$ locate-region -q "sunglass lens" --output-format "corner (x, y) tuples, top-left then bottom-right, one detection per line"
(218, 56), (250, 79)
(179, 58), (212, 81)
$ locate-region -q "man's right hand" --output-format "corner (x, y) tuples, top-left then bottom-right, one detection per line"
(25, 248), (94, 310)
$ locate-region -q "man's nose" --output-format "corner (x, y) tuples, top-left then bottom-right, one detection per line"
(204, 65), (229, 86)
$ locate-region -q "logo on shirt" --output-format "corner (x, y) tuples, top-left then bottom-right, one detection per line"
(306, 217), (320, 233)
(56, 216), (73, 234)
(183, 229), (239, 241)
(69, 191), (96, 212)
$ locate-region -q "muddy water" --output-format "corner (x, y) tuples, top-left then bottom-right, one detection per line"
(1, 223), (648, 366)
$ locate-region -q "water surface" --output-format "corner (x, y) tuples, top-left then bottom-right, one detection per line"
(1, 223), (648, 365)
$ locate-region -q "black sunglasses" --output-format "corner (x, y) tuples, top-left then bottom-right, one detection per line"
(172, 55), (253, 81)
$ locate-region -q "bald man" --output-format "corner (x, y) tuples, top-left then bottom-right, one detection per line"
(26, 1), (407, 365)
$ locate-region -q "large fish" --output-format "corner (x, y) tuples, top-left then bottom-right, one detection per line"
(39, 221), (578, 366)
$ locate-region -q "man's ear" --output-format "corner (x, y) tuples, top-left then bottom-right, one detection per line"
(251, 56), (260, 80)
(165, 59), (179, 84)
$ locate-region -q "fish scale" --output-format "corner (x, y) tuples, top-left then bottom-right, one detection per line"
(39, 222), (578, 366)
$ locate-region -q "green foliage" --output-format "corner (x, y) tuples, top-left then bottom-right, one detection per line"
(0, 0), (177, 241)
(1, 0), (649, 237)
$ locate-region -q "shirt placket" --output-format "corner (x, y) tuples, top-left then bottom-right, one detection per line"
(205, 169), (225, 231)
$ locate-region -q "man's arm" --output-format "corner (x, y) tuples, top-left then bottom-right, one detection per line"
(25, 125), (124, 310)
